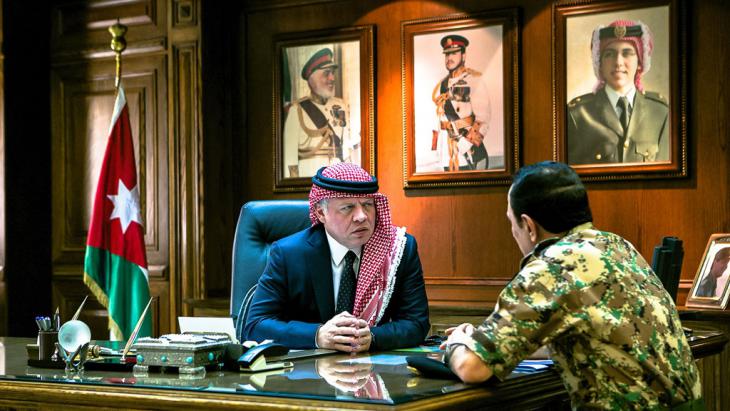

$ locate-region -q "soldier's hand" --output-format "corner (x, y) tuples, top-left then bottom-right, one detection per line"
(439, 323), (475, 350)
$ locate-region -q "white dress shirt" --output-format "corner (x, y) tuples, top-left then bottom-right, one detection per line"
(605, 85), (636, 120)
(324, 230), (361, 304)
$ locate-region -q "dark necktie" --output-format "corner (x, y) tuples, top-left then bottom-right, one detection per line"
(617, 96), (630, 162)
(336, 251), (357, 314)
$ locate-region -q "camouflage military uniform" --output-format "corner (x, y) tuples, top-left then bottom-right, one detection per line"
(463, 222), (701, 410)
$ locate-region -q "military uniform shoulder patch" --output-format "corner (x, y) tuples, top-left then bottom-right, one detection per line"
(294, 96), (310, 105)
(568, 93), (595, 108)
(643, 91), (669, 106)
(465, 67), (482, 77)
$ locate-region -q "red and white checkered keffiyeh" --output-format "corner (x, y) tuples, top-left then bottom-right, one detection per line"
(309, 163), (396, 326)
(591, 19), (654, 92)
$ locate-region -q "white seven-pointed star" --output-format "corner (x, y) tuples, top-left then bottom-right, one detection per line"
(107, 179), (143, 234)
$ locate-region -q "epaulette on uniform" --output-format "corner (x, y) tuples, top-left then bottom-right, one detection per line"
(642, 91), (669, 106)
(294, 96), (310, 105)
(465, 67), (482, 77)
(568, 93), (595, 108)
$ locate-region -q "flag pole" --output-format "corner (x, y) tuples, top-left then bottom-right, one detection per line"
(108, 20), (127, 89)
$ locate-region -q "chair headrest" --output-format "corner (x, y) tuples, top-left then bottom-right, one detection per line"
(229, 200), (311, 316)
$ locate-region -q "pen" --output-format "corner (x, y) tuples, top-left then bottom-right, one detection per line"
(72, 295), (88, 321)
(35, 316), (44, 331)
(54, 307), (60, 331)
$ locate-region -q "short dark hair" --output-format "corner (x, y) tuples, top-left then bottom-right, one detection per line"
(509, 161), (593, 234)
(715, 247), (730, 262)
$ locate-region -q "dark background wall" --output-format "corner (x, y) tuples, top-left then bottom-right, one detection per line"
(3, 1), (52, 336)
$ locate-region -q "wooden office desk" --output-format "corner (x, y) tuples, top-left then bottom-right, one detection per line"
(0, 330), (726, 410)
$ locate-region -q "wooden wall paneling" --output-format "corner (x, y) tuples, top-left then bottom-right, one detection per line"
(51, 0), (165, 59)
(52, 276), (167, 338)
(170, 40), (203, 321)
(167, 0), (203, 327)
(52, 279), (108, 340)
(683, 312), (730, 411)
(0, 0), (5, 336)
(50, 53), (169, 338)
(199, 0), (236, 301)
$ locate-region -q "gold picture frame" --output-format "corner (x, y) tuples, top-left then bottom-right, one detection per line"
(273, 25), (375, 192)
(686, 234), (730, 310)
(553, 0), (687, 181)
(401, 9), (520, 188)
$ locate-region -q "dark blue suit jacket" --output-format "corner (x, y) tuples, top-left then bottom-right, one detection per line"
(243, 225), (430, 350)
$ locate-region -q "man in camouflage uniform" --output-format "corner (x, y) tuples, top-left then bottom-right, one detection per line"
(443, 161), (702, 410)
(568, 20), (669, 165)
(432, 34), (491, 171)
(283, 48), (354, 178)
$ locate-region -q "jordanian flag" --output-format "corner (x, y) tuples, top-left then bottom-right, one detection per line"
(83, 85), (151, 341)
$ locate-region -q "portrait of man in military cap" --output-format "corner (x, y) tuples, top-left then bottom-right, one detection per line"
(564, 6), (671, 166)
(411, 25), (505, 174)
(279, 42), (362, 179)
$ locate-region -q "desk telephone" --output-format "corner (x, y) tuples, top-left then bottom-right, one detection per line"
(225, 342), (293, 372)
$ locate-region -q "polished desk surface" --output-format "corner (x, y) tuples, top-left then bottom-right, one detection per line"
(0, 337), (567, 410)
(0, 329), (726, 410)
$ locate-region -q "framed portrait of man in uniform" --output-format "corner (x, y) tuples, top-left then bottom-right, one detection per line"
(402, 9), (520, 188)
(553, 0), (687, 181)
(687, 234), (730, 310)
(273, 26), (375, 192)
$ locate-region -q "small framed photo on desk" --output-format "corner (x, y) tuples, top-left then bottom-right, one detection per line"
(687, 234), (730, 310)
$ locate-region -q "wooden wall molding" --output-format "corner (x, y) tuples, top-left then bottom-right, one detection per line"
(52, 38), (167, 63)
(0, 0), (5, 336)
(169, 39), (203, 319)
(172, 0), (196, 27)
(52, 0), (163, 48)
(50, 55), (168, 266)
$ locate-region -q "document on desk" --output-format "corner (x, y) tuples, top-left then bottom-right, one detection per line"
(178, 317), (237, 341)
(339, 354), (409, 366)
(512, 359), (553, 374)
(393, 346), (442, 353)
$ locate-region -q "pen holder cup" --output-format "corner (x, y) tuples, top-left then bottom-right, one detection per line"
(38, 331), (58, 360)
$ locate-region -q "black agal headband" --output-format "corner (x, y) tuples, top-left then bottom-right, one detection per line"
(312, 166), (379, 194)
(599, 25), (643, 40)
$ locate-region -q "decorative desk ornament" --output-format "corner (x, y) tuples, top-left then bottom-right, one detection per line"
(56, 319), (92, 374)
(131, 333), (232, 377)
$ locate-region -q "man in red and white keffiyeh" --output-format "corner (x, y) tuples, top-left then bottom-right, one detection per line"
(244, 163), (429, 352)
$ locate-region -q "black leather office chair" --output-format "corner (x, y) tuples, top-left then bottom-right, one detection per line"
(230, 200), (311, 342)
(651, 236), (684, 302)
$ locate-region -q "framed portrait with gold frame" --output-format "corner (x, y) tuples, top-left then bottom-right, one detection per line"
(686, 234), (730, 310)
(273, 25), (375, 192)
(553, 0), (687, 181)
(401, 9), (520, 188)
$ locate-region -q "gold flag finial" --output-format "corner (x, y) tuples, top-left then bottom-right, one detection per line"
(109, 20), (128, 89)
